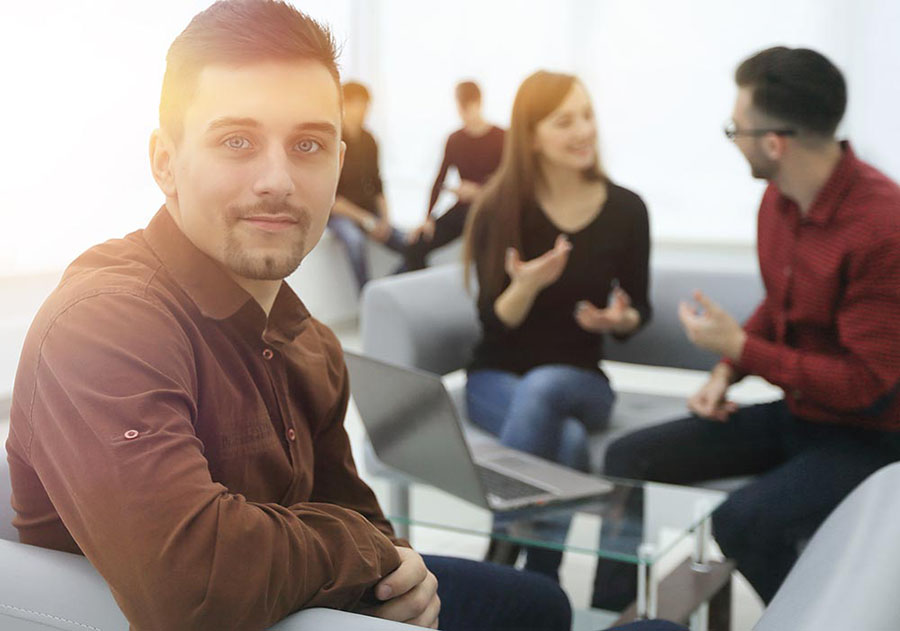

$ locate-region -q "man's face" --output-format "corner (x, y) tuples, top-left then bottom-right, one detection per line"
(160, 61), (344, 281)
(456, 100), (481, 127)
(730, 87), (779, 180)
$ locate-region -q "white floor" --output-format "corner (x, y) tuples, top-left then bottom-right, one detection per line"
(0, 318), (772, 631)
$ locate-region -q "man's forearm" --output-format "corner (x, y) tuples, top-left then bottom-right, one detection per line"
(332, 197), (372, 224)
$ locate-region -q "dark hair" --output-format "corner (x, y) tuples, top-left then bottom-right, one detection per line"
(455, 81), (481, 107)
(342, 81), (371, 103)
(735, 46), (846, 137)
(160, 0), (340, 139)
(462, 71), (605, 297)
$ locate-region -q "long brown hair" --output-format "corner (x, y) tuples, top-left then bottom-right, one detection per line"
(462, 71), (606, 298)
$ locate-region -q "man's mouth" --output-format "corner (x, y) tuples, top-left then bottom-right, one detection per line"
(241, 215), (300, 232)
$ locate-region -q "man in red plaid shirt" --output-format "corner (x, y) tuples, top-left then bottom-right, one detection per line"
(593, 47), (900, 609)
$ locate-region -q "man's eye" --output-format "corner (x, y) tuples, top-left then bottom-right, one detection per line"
(224, 136), (251, 150)
(296, 139), (322, 153)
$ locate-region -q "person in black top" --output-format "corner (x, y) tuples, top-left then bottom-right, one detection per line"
(403, 81), (505, 271)
(463, 70), (652, 580)
(330, 82), (406, 290)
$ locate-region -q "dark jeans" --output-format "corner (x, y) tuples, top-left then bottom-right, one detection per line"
(592, 400), (900, 608)
(422, 555), (570, 631)
(403, 202), (470, 272)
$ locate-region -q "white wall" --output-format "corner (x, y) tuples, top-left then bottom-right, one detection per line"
(1, 1), (897, 277)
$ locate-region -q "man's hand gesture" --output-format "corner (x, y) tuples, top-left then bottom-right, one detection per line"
(678, 290), (747, 360)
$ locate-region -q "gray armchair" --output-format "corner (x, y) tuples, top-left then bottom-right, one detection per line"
(754, 461), (900, 631)
(0, 453), (427, 631)
(357, 262), (766, 533)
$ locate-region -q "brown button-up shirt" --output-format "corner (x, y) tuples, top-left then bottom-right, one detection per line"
(6, 207), (403, 630)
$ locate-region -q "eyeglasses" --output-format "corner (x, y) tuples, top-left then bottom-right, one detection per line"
(723, 121), (797, 141)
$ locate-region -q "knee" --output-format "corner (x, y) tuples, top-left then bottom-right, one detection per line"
(506, 568), (572, 631)
(712, 496), (761, 557)
(603, 432), (650, 479)
(518, 368), (569, 409)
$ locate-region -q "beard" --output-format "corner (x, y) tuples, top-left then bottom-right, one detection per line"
(747, 151), (779, 181)
(223, 200), (313, 281)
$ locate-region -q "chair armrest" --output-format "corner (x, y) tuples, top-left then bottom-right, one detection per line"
(0, 539), (129, 631)
(269, 608), (430, 630)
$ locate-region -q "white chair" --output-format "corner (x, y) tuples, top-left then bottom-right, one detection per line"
(0, 451), (426, 630)
(755, 461), (900, 631)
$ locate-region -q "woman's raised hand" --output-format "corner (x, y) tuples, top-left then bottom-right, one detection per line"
(504, 234), (572, 292)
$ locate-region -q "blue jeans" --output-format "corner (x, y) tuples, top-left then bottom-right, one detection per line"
(466, 365), (615, 578)
(327, 215), (406, 291)
(422, 555), (570, 631)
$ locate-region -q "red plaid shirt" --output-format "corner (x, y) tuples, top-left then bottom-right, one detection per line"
(734, 142), (900, 430)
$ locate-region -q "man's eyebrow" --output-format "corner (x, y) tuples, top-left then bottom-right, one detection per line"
(206, 117), (260, 132)
(293, 122), (338, 137)
(204, 118), (338, 137)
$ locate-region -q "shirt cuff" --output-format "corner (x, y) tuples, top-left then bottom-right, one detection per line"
(737, 334), (781, 382)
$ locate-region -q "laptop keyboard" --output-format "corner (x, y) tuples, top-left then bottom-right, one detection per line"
(475, 464), (548, 501)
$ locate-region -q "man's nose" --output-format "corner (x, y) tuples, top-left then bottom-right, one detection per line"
(252, 148), (296, 199)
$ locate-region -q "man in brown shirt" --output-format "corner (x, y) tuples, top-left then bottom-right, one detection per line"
(5, 2), (574, 630)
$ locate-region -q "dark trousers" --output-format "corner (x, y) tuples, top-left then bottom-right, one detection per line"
(425, 554), (683, 631)
(592, 401), (900, 608)
(422, 555), (571, 631)
(403, 202), (470, 272)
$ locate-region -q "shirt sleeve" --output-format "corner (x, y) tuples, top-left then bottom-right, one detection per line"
(738, 234), (900, 414)
(23, 291), (401, 630)
(370, 135), (384, 197)
(613, 195), (652, 340)
(427, 137), (454, 217)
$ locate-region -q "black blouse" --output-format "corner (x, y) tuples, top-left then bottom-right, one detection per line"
(470, 183), (652, 375)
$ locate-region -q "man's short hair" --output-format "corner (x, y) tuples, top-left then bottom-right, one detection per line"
(160, 0), (340, 140)
(342, 81), (370, 104)
(735, 46), (846, 137)
(455, 81), (481, 107)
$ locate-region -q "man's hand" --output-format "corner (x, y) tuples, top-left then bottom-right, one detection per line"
(453, 179), (481, 203)
(678, 290), (747, 360)
(407, 218), (436, 244)
(575, 287), (637, 334)
(506, 234), (572, 292)
(361, 547), (440, 629)
(368, 219), (392, 243)
(688, 364), (738, 421)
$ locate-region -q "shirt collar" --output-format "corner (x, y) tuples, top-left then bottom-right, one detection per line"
(776, 140), (859, 226)
(143, 206), (310, 341)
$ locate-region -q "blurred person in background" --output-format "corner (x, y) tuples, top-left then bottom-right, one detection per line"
(330, 81), (407, 290)
(403, 80), (504, 271)
(463, 69), (652, 581)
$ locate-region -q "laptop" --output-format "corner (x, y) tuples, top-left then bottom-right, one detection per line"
(344, 351), (613, 511)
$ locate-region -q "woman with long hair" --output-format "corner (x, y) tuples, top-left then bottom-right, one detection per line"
(463, 70), (652, 579)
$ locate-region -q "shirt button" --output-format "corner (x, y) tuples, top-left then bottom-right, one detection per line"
(262, 348), (274, 360)
(124, 429), (139, 440)
(783, 265), (792, 277)
(792, 390), (803, 400)
(286, 428), (296, 441)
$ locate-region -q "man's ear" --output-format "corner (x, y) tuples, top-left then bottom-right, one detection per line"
(149, 129), (177, 197)
(761, 133), (787, 161)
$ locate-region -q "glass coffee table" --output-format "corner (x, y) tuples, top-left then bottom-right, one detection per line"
(386, 477), (734, 631)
